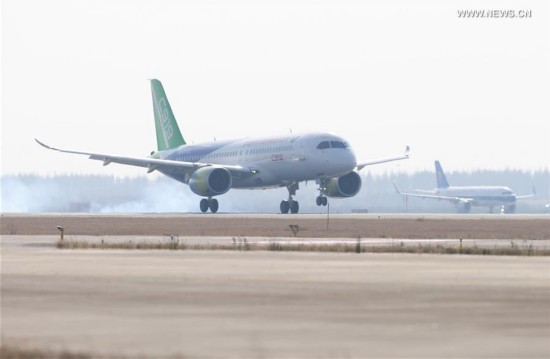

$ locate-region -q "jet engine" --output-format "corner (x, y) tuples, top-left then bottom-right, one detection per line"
(322, 171), (362, 198)
(189, 167), (232, 197)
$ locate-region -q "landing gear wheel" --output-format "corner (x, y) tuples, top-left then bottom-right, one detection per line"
(200, 199), (209, 213)
(280, 200), (290, 214)
(210, 199), (219, 213)
(281, 182), (300, 214)
(316, 196), (328, 206)
(290, 200), (299, 214)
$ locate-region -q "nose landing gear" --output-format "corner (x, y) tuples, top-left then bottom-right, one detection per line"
(316, 178), (329, 207)
(200, 197), (219, 213)
(316, 195), (328, 206)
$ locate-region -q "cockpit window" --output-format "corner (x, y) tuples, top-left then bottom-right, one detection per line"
(317, 140), (349, 149)
(330, 141), (348, 148)
(316, 141), (330, 149)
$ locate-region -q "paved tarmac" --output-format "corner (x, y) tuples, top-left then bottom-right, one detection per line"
(2, 235), (549, 358)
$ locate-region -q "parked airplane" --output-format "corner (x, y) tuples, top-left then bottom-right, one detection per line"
(36, 79), (409, 213)
(394, 160), (534, 213)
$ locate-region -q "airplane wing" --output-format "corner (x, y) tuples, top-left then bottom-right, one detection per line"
(35, 139), (255, 178)
(516, 186), (536, 199)
(392, 183), (472, 204)
(356, 146), (410, 171)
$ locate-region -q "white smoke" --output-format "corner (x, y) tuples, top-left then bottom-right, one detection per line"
(0, 174), (372, 213)
(3, 171), (546, 213)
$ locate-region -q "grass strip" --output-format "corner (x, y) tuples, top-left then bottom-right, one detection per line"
(56, 238), (550, 256)
(0, 344), (91, 359)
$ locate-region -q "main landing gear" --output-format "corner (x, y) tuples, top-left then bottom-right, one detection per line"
(279, 182), (330, 214)
(200, 197), (219, 213)
(280, 199), (299, 214)
(280, 183), (300, 214)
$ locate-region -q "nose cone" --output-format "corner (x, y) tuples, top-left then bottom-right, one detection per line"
(344, 148), (357, 170)
(310, 134), (358, 176)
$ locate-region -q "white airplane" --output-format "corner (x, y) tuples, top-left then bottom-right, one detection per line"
(394, 160), (534, 213)
(36, 79), (409, 213)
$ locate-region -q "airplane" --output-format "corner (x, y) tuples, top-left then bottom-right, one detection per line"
(36, 79), (410, 214)
(393, 160), (534, 213)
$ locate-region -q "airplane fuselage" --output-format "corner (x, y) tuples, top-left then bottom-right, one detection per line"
(157, 132), (357, 189)
(435, 186), (516, 207)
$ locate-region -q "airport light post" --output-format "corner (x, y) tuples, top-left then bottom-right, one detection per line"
(326, 201), (330, 230)
(56, 225), (64, 241)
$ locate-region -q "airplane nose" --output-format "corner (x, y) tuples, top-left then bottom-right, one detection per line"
(319, 146), (357, 175)
(344, 149), (357, 171)
(351, 153), (357, 169)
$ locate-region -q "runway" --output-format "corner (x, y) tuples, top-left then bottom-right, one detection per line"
(2, 235), (549, 358)
(1, 214), (550, 358)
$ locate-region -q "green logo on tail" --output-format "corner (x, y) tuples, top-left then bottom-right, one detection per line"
(151, 79), (186, 151)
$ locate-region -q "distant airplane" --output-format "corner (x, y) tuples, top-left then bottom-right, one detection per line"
(394, 160), (534, 213)
(36, 79), (409, 213)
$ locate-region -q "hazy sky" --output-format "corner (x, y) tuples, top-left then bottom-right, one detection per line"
(2, 0), (549, 177)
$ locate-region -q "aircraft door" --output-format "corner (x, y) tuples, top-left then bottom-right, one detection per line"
(290, 136), (306, 162)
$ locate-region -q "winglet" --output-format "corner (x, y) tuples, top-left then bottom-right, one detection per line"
(393, 182), (402, 194)
(35, 138), (95, 157)
(516, 186), (537, 199)
(35, 139), (66, 153)
(35, 138), (52, 149)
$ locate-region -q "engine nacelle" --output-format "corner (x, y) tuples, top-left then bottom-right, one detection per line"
(322, 171), (362, 198)
(189, 167), (232, 197)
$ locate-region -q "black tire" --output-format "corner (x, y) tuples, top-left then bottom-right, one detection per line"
(200, 198), (209, 213)
(280, 200), (290, 214)
(290, 201), (299, 214)
(322, 197), (328, 206)
(458, 202), (471, 213)
(210, 199), (219, 213)
(316, 196), (323, 206)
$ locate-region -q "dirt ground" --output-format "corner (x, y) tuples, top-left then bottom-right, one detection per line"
(2, 213), (549, 239)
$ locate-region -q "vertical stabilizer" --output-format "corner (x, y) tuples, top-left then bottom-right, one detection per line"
(435, 161), (450, 189)
(150, 79), (186, 151)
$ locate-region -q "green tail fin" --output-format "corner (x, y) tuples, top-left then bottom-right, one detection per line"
(150, 79), (186, 151)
